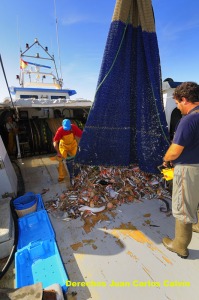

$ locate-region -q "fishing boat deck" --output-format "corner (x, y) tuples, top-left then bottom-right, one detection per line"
(1, 155), (199, 300)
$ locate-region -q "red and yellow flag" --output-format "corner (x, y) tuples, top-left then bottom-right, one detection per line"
(20, 59), (28, 69)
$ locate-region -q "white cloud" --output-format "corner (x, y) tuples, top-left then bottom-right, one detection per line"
(160, 19), (199, 41)
(60, 15), (90, 26)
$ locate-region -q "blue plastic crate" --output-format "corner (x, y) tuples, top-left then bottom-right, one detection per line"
(17, 210), (55, 249)
(15, 239), (68, 292)
(35, 194), (45, 211)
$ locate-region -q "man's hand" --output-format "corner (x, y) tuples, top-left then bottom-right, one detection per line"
(163, 161), (173, 168)
(163, 161), (169, 168)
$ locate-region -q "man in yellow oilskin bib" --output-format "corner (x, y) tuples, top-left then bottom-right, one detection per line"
(53, 119), (82, 182)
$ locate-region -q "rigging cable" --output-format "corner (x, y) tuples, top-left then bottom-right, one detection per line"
(92, 2), (133, 108)
(0, 54), (15, 110)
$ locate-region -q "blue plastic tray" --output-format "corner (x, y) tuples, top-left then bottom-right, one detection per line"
(15, 239), (68, 292)
(17, 210), (55, 249)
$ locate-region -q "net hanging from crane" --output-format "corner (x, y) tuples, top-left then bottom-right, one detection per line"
(75, 0), (170, 174)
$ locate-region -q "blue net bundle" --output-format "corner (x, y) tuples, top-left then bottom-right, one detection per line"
(75, 0), (170, 174)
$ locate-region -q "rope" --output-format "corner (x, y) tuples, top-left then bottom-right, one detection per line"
(150, 80), (171, 146)
(93, 4), (132, 101)
(147, 4), (170, 146)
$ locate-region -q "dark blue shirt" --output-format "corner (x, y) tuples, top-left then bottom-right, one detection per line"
(173, 106), (199, 164)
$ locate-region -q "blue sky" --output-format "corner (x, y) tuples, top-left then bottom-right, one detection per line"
(0, 0), (199, 101)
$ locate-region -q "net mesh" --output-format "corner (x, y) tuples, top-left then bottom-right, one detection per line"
(75, 0), (170, 174)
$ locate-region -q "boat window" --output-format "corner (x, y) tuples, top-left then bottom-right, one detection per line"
(20, 95), (38, 99)
(51, 96), (66, 99)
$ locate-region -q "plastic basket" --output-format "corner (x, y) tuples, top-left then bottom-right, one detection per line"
(15, 201), (37, 218)
(14, 193), (37, 218)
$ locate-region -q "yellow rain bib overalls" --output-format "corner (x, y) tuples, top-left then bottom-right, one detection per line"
(58, 132), (77, 181)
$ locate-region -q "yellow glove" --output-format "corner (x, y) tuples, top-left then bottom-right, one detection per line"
(161, 168), (174, 181)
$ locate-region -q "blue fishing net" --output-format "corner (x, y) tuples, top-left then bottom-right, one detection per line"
(75, 0), (169, 174)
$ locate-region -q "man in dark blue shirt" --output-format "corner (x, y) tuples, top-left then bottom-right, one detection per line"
(162, 82), (199, 259)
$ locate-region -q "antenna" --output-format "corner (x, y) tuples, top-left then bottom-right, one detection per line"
(54, 0), (63, 88)
(17, 15), (21, 53)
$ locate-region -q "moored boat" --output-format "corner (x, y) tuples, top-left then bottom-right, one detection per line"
(0, 38), (92, 159)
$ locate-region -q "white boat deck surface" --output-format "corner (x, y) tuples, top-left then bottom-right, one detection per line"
(13, 156), (199, 299)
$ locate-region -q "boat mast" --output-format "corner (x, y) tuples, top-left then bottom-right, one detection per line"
(54, 0), (63, 89)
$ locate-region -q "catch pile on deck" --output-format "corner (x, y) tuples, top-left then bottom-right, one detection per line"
(44, 165), (172, 223)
